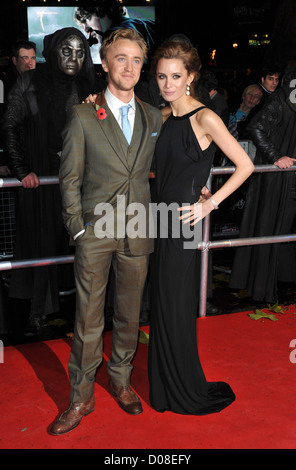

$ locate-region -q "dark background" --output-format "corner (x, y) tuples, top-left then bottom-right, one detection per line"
(1, 0), (296, 73)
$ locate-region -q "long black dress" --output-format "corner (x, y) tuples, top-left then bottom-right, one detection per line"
(148, 107), (235, 415)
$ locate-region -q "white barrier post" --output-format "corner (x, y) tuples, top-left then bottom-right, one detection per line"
(0, 80), (4, 104)
(0, 340), (3, 363)
(199, 174), (212, 318)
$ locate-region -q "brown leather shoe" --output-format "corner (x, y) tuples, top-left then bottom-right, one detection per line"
(49, 396), (95, 435)
(109, 381), (143, 415)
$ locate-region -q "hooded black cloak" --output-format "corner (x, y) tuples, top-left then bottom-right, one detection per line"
(229, 66), (296, 303)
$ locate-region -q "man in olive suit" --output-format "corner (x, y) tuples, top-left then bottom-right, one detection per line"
(50, 28), (162, 435)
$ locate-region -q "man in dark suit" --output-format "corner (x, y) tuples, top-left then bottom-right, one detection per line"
(50, 28), (162, 435)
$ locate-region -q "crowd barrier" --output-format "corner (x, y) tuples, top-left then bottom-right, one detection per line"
(0, 165), (296, 317)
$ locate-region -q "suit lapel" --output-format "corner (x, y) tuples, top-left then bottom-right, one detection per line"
(128, 99), (149, 172)
(93, 92), (130, 170)
(92, 92), (152, 172)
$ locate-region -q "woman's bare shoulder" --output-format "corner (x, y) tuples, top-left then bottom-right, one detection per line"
(194, 105), (223, 129)
(161, 106), (172, 122)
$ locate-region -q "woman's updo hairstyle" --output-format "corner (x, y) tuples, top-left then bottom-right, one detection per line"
(151, 35), (201, 95)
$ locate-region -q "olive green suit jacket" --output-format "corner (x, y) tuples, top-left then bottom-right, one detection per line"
(60, 91), (162, 255)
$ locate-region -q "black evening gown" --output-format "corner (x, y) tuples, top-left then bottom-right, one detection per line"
(148, 107), (235, 415)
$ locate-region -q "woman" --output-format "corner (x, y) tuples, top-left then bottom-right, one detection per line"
(148, 38), (254, 415)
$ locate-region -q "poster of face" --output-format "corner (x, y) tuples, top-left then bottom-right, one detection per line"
(27, 5), (155, 64)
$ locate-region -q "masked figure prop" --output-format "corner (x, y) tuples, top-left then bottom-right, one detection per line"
(2, 28), (99, 334)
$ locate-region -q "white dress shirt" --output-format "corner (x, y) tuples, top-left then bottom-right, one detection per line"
(105, 86), (136, 133)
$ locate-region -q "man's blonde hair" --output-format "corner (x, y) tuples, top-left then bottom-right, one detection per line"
(100, 28), (148, 63)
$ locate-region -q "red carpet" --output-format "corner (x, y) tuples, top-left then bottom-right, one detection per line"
(0, 308), (296, 450)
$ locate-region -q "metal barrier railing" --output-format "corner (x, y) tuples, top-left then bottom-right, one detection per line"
(1, 165), (296, 317)
(198, 164), (296, 317)
(0, 175), (59, 188)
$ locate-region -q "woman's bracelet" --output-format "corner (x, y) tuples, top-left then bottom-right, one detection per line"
(209, 197), (219, 210)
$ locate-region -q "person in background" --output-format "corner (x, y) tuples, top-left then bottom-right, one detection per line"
(3, 40), (36, 94)
(228, 84), (263, 141)
(259, 65), (280, 101)
(0, 41), (36, 336)
(229, 63), (296, 304)
(0, 40), (36, 176)
(10, 40), (36, 77)
(199, 69), (229, 126)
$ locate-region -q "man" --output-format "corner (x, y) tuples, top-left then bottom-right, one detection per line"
(259, 65), (280, 98)
(50, 28), (162, 435)
(0, 40), (36, 176)
(4, 40), (36, 92)
(11, 40), (36, 76)
(0, 40), (37, 335)
(74, 2), (155, 63)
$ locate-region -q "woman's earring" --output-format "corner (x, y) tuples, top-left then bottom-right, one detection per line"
(186, 84), (191, 96)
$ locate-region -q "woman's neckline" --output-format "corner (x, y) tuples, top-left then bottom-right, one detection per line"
(170, 106), (206, 120)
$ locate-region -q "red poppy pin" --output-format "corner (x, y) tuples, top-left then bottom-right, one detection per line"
(96, 105), (107, 121)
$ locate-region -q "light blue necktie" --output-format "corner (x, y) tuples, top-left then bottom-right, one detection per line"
(120, 105), (132, 144)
